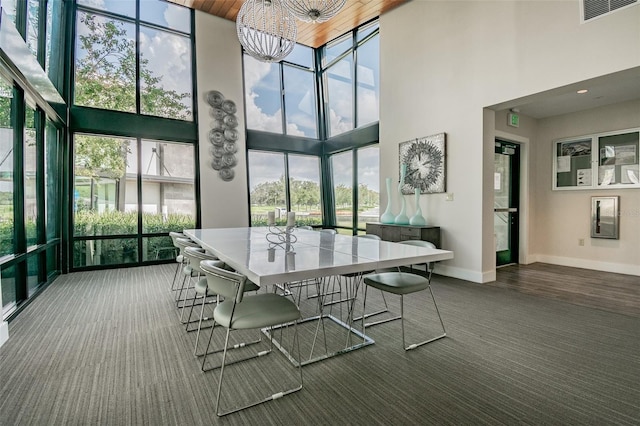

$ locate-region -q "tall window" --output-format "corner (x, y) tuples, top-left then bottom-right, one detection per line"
(324, 22), (379, 137)
(244, 44), (317, 138)
(0, 79), (14, 261)
(248, 151), (322, 226)
(1, 1), (65, 320)
(329, 145), (379, 233)
(74, 0), (193, 120)
(73, 135), (196, 267)
(24, 102), (38, 247)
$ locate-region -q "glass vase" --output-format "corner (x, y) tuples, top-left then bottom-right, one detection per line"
(380, 177), (395, 224)
(409, 188), (426, 226)
(394, 164), (409, 225)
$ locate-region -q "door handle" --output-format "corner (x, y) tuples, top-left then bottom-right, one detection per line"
(494, 208), (517, 213)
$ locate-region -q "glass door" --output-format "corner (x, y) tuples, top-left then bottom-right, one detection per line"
(494, 140), (520, 266)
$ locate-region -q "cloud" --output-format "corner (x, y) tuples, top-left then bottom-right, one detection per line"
(139, 29), (192, 103)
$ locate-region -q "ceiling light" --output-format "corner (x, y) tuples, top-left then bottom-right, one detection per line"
(282, 0), (346, 23)
(236, 0), (297, 63)
(577, 89), (589, 94)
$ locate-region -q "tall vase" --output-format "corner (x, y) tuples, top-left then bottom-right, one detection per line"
(380, 177), (395, 224)
(410, 188), (426, 226)
(394, 164), (410, 225)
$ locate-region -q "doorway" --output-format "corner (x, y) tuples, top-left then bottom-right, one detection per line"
(494, 140), (520, 266)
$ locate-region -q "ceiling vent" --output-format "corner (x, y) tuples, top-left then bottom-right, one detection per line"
(582, 0), (638, 21)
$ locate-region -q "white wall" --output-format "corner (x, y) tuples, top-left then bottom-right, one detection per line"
(534, 100), (640, 275)
(195, 11), (249, 228)
(380, 1), (640, 282)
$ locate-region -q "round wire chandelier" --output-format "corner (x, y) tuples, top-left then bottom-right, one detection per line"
(282, 0), (346, 23)
(236, 0), (297, 63)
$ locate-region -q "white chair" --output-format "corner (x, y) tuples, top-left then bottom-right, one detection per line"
(199, 260), (303, 416)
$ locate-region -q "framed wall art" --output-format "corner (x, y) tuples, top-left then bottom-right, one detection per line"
(399, 132), (446, 194)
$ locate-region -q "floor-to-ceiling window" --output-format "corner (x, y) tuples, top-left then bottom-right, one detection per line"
(243, 20), (380, 233)
(0, 0), (65, 321)
(69, 0), (198, 270)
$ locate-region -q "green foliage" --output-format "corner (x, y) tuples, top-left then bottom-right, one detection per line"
(75, 135), (130, 180)
(72, 210), (194, 266)
(74, 13), (190, 120)
(0, 218), (13, 257)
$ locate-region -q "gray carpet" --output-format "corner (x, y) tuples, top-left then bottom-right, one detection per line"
(1, 265), (639, 425)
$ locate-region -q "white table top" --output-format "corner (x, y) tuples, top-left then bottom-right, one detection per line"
(184, 227), (454, 286)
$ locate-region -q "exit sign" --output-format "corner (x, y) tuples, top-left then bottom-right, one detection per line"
(508, 113), (519, 128)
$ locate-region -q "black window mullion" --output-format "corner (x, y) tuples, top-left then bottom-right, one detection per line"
(37, 0), (47, 67)
(280, 62), (286, 135)
(351, 32), (358, 129)
(12, 86), (27, 302)
(284, 153), (291, 212)
(136, 138), (143, 262)
(352, 149), (358, 234)
(135, 1), (141, 115)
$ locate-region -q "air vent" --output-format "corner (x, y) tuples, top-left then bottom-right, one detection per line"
(583, 0), (638, 21)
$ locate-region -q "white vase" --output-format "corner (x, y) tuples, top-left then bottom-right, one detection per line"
(394, 164), (410, 225)
(380, 177), (395, 224)
(409, 188), (426, 226)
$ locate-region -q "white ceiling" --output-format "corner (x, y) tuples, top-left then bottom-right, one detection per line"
(489, 67), (640, 119)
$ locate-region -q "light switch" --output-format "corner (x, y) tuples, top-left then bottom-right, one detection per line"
(446, 193), (454, 201)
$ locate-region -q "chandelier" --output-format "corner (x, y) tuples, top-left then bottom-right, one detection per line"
(282, 0), (346, 23)
(236, 0), (297, 63)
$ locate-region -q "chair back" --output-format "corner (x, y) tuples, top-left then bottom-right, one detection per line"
(201, 260), (248, 303)
(319, 229), (337, 235)
(169, 231), (186, 246)
(398, 240), (435, 249)
(175, 237), (200, 257)
(184, 246), (218, 274)
(399, 240), (437, 271)
(358, 234), (381, 240)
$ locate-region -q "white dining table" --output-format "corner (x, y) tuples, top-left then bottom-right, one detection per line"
(184, 226), (454, 365)
(184, 226), (454, 286)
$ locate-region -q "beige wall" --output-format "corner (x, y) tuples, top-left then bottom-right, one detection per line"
(380, 1), (640, 282)
(195, 12), (249, 228)
(534, 100), (640, 275)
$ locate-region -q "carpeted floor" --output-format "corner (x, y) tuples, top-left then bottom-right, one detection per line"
(1, 264), (639, 425)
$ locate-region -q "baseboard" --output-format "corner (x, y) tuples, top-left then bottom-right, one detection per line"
(536, 255), (640, 276)
(0, 321), (8, 348)
(435, 264), (489, 283)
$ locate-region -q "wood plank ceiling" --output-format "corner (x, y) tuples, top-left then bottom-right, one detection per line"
(166, 0), (407, 48)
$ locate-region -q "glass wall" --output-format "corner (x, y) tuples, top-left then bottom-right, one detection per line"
(70, 0), (197, 270)
(72, 136), (196, 267)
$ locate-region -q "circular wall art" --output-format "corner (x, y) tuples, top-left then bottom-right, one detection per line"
(399, 132), (446, 194)
(205, 90), (239, 182)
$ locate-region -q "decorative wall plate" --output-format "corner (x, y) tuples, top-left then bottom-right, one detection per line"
(219, 167), (234, 181)
(221, 99), (237, 114)
(209, 107), (226, 120)
(206, 90), (224, 107)
(208, 129), (224, 145)
(399, 132), (446, 194)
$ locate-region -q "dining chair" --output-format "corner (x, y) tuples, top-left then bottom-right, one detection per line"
(169, 231), (187, 291)
(181, 246), (220, 329)
(199, 260), (303, 416)
(174, 238), (202, 307)
(361, 240), (446, 350)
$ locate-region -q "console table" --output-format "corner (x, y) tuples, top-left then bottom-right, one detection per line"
(366, 222), (441, 248)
